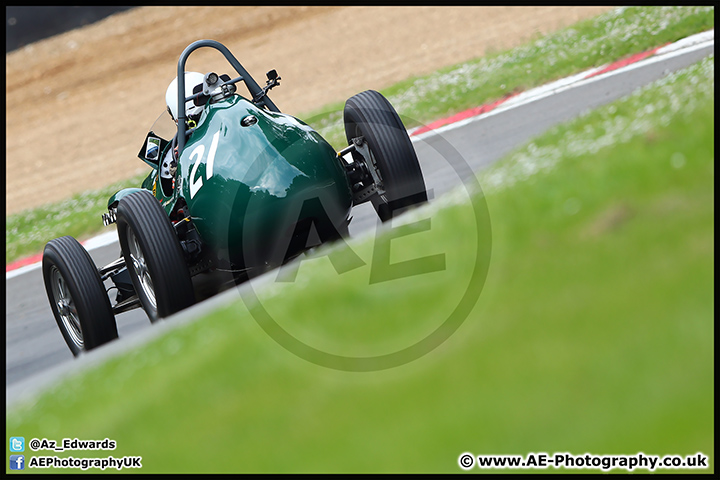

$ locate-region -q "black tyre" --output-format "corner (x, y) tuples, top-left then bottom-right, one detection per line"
(116, 190), (195, 322)
(42, 236), (118, 356)
(344, 89), (428, 221)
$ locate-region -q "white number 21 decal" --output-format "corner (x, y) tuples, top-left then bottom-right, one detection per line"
(189, 130), (221, 199)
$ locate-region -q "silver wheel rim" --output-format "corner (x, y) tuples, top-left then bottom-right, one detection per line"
(127, 228), (157, 313)
(50, 265), (83, 349)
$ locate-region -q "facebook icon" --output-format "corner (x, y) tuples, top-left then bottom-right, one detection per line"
(10, 455), (25, 470)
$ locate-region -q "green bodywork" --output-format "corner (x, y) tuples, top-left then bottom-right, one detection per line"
(111, 94), (352, 269)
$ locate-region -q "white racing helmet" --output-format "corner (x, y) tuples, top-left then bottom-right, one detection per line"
(165, 71), (206, 122)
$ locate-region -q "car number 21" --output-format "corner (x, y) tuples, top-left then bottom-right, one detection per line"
(189, 130), (221, 199)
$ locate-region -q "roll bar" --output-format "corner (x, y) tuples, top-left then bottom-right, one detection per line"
(176, 39), (280, 154)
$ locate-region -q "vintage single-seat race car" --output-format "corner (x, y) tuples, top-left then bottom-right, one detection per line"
(42, 39), (428, 356)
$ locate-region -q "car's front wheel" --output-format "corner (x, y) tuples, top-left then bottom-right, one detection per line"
(42, 236), (118, 356)
(344, 89), (428, 221)
(116, 190), (195, 322)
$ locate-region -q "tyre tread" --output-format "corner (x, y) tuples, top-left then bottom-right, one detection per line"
(42, 236), (117, 355)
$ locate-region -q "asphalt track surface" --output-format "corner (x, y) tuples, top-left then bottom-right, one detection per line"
(6, 38), (713, 406)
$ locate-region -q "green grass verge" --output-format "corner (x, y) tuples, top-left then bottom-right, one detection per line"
(5, 48), (713, 474)
(5, 6), (714, 265)
(5, 171), (150, 264)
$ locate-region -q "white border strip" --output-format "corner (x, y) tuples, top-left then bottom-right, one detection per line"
(6, 230), (119, 280)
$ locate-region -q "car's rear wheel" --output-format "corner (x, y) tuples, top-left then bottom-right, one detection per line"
(344, 89), (428, 222)
(42, 236), (118, 356)
(116, 190), (195, 322)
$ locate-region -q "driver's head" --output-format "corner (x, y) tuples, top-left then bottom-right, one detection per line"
(165, 71), (205, 125)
